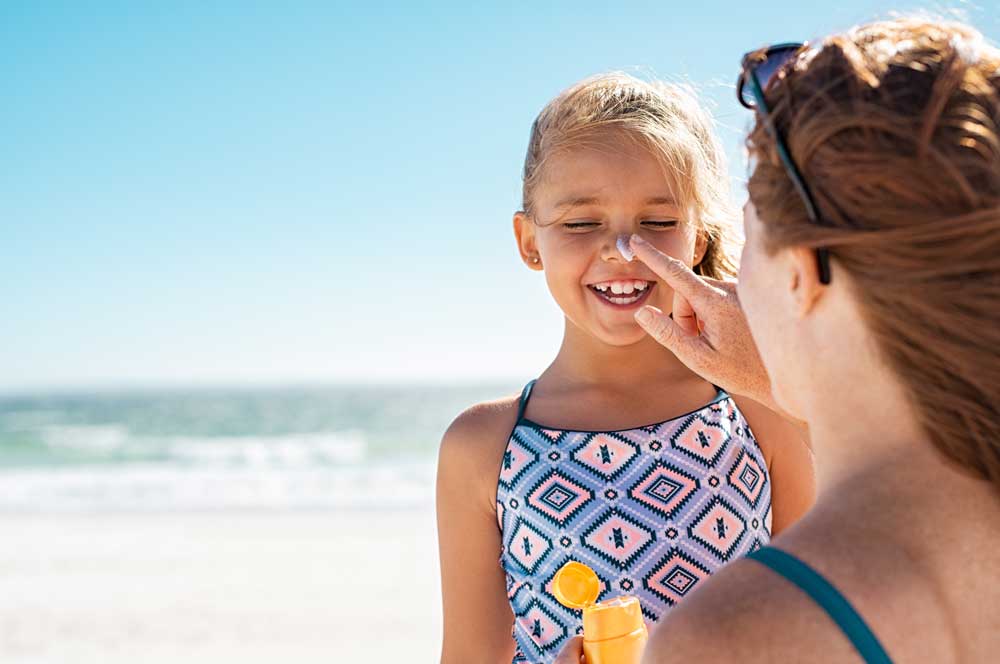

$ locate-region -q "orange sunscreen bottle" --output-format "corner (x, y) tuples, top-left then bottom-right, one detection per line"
(552, 561), (648, 664)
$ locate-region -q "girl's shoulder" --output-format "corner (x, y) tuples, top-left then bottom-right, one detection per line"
(731, 395), (814, 471)
(730, 395), (788, 466)
(731, 395), (816, 534)
(438, 392), (524, 501)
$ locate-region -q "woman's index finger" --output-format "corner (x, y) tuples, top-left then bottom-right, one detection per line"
(629, 235), (712, 303)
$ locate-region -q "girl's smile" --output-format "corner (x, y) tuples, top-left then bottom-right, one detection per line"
(586, 279), (655, 309)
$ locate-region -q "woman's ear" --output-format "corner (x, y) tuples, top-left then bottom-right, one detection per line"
(787, 246), (825, 316)
(513, 211), (543, 271)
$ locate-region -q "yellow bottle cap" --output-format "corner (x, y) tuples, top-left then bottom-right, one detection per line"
(552, 561), (601, 610)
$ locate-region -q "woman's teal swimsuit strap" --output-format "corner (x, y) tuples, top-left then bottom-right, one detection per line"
(746, 546), (893, 664)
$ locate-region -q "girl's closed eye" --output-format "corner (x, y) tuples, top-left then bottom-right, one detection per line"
(562, 220), (676, 231)
(563, 219), (602, 231)
(640, 220), (679, 229)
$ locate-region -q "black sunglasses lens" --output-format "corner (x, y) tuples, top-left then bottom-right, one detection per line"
(738, 76), (754, 107)
(742, 46), (801, 107)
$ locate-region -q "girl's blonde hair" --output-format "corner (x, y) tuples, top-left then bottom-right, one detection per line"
(521, 72), (740, 279)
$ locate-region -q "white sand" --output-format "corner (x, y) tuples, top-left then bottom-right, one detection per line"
(0, 509), (442, 663)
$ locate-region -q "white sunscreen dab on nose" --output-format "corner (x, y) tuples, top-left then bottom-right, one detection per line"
(616, 234), (635, 262)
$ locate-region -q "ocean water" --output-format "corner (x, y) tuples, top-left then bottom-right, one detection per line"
(0, 383), (519, 512)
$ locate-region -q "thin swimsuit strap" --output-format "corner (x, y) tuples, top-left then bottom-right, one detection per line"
(516, 379), (538, 422)
(746, 547), (893, 664)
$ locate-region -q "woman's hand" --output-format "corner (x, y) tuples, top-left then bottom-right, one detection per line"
(628, 234), (777, 412)
(553, 635), (585, 663)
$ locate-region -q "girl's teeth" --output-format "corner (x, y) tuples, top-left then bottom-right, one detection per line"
(592, 280), (649, 293)
(591, 282), (649, 305)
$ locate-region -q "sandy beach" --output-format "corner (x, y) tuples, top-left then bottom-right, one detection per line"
(0, 508), (441, 663)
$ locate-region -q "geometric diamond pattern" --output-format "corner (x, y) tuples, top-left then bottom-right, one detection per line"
(507, 517), (553, 574)
(727, 447), (766, 509)
(739, 466), (759, 491)
(628, 461), (700, 518)
(498, 432), (540, 490)
(580, 509), (656, 570)
(687, 496), (749, 562)
(499, 386), (771, 664)
(570, 432), (640, 481)
(642, 549), (712, 606)
(526, 470), (594, 526)
(515, 598), (569, 655)
(669, 414), (732, 467)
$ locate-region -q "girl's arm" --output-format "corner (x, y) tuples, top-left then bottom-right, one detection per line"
(734, 397), (817, 536)
(437, 404), (518, 664)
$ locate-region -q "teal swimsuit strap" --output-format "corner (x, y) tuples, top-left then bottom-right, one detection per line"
(516, 379), (538, 422)
(746, 547), (893, 664)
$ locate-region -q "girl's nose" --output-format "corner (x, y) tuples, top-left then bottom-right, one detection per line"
(616, 233), (636, 261)
(600, 234), (624, 262)
(600, 232), (634, 262)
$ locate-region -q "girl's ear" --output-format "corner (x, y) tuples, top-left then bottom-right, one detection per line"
(513, 211), (543, 271)
(692, 229), (709, 273)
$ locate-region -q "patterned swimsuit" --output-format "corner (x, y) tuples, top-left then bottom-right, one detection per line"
(496, 380), (772, 664)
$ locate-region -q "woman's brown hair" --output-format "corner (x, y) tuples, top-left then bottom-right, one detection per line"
(746, 18), (1000, 486)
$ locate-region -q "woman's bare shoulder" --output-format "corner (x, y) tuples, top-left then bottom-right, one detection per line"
(645, 512), (960, 664)
(642, 553), (859, 664)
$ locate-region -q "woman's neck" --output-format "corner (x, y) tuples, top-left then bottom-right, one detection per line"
(803, 419), (999, 548)
(800, 361), (944, 501)
(542, 317), (702, 392)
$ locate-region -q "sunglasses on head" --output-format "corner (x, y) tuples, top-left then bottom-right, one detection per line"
(738, 43), (832, 285)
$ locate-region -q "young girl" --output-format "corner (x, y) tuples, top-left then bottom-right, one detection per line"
(437, 73), (816, 664)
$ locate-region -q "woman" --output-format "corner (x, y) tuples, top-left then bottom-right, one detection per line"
(558, 17), (1000, 663)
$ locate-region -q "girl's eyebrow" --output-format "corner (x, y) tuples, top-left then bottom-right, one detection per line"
(553, 195), (602, 209)
(553, 195), (676, 208)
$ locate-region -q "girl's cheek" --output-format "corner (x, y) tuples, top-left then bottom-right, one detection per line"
(649, 233), (693, 263)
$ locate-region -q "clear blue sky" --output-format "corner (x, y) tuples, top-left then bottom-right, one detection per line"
(2, 1), (996, 392)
